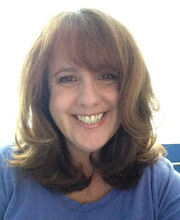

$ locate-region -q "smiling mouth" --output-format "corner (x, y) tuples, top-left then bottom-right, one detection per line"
(75, 113), (104, 125)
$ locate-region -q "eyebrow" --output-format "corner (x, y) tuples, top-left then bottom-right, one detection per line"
(53, 66), (78, 76)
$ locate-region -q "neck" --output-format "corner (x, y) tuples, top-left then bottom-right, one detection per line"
(66, 141), (99, 176)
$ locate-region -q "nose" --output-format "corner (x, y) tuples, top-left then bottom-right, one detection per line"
(77, 77), (101, 107)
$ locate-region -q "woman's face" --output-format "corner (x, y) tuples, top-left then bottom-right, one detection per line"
(48, 55), (120, 157)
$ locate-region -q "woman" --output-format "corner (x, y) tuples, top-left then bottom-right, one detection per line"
(1, 8), (180, 219)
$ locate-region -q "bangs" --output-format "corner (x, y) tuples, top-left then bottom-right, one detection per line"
(52, 10), (122, 74)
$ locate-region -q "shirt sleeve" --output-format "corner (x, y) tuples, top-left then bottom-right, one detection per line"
(156, 158), (180, 220)
(0, 146), (14, 219)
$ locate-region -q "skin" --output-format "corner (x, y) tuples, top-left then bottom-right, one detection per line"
(48, 48), (121, 173)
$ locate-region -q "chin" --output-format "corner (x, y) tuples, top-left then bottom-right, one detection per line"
(78, 141), (107, 154)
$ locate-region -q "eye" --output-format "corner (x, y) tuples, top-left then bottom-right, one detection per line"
(98, 73), (119, 81)
(57, 75), (78, 84)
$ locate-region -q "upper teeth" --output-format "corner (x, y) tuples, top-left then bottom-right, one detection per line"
(76, 113), (104, 124)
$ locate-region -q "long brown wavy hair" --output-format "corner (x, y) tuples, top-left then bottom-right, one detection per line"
(9, 8), (165, 193)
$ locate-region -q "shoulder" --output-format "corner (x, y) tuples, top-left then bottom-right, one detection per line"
(0, 144), (21, 189)
(0, 145), (16, 176)
(151, 157), (176, 177)
(150, 157), (180, 184)
(0, 144), (15, 172)
(144, 157), (180, 219)
(0, 145), (18, 218)
(138, 157), (180, 197)
(0, 144), (17, 186)
(144, 157), (180, 192)
(0, 144), (14, 161)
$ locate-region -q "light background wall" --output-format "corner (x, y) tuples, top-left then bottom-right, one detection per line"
(0, 0), (179, 143)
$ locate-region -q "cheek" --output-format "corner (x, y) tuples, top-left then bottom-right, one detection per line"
(49, 96), (64, 118)
(103, 88), (120, 106)
(49, 90), (75, 116)
(49, 95), (68, 132)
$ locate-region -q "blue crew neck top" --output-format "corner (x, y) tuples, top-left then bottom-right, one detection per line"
(1, 145), (180, 220)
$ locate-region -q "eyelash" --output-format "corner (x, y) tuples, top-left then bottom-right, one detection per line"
(57, 73), (119, 84)
(57, 75), (78, 83)
(98, 73), (119, 81)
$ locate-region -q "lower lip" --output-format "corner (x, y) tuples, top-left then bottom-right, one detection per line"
(72, 112), (108, 129)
